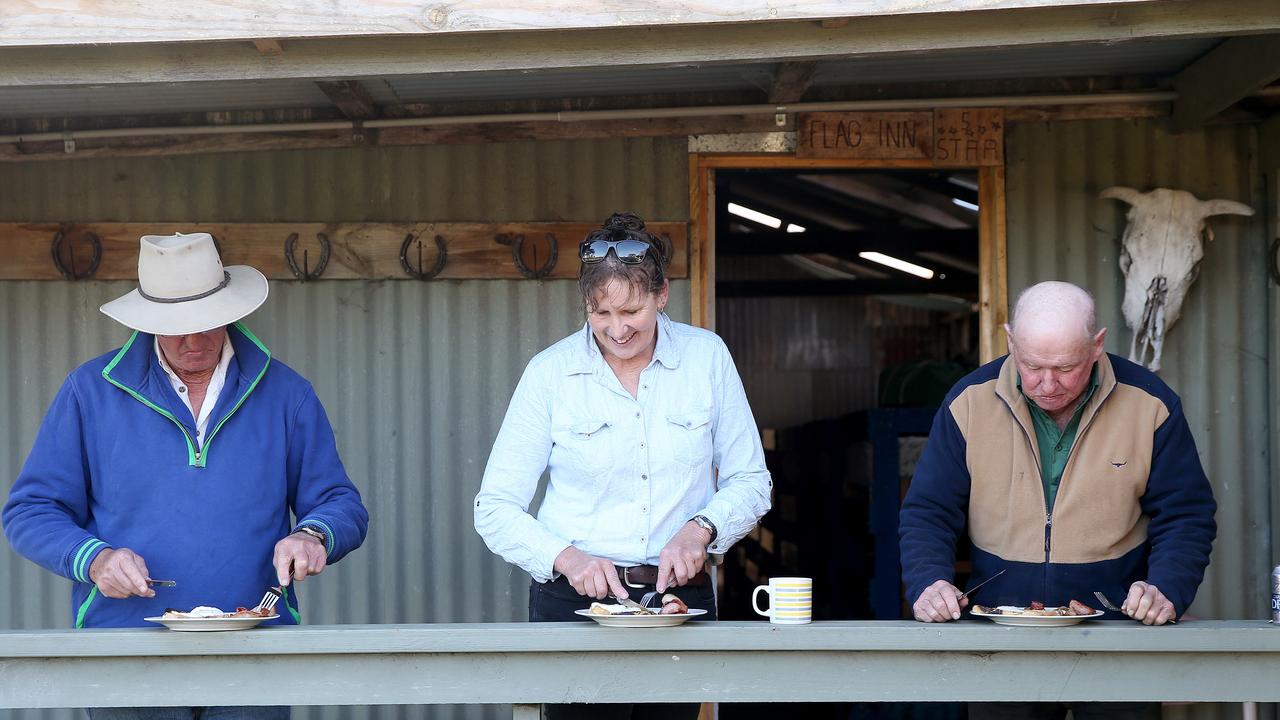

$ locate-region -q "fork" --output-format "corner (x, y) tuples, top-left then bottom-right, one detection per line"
(1094, 591), (1176, 624)
(1092, 591), (1122, 612)
(638, 590), (660, 609)
(254, 586), (284, 613)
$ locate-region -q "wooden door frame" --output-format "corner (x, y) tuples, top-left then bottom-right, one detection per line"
(688, 154), (1009, 362)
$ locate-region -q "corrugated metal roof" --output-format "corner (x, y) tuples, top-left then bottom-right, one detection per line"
(374, 37), (1219, 104)
(0, 79), (334, 119)
(378, 63), (778, 104)
(812, 37), (1218, 85)
(0, 36), (1220, 120)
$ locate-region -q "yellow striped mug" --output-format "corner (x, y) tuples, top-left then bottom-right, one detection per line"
(751, 577), (812, 625)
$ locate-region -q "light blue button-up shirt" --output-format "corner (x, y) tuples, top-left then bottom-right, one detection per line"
(474, 313), (773, 582)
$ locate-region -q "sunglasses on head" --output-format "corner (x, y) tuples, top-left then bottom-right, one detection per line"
(578, 237), (653, 265)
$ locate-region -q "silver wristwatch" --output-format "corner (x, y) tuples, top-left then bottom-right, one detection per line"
(294, 525), (327, 545)
(691, 515), (718, 543)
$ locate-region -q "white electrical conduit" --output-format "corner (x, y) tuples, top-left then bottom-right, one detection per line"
(0, 91), (1179, 145)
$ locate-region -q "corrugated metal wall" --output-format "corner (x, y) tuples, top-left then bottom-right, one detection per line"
(718, 295), (972, 429)
(1006, 118), (1272, 720)
(0, 137), (690, 720)
(3, 120), (1277, 719)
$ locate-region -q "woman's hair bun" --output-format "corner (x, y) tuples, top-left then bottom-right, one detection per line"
(602, 212), (647, 233)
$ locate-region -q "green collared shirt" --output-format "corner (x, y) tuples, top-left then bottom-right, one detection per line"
(1018, 364), (1100, 513)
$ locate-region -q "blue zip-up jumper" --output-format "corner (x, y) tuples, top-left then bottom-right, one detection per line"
(3, 323), (369, 628)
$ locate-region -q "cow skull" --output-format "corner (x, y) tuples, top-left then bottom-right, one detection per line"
(1101, 187), (1253, 372)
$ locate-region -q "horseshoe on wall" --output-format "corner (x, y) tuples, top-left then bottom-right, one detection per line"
(501, 232), (558, 279)
(400, 233), (448, 280)
(50, 228), (102, 280)
(284, 232), (331, 281)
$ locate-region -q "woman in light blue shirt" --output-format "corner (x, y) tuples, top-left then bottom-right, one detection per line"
(475, 213), (772, 714)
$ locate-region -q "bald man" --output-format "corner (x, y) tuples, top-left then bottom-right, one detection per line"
(900, 281), (1216, 633)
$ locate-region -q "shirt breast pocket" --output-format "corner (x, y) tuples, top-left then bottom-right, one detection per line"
(553, 418), (614, 481)
(665, 409), (713, 471)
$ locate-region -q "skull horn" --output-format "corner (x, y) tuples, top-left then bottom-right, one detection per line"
(1197, 198), (1254, 219)
(1100, 186), (1146, 206)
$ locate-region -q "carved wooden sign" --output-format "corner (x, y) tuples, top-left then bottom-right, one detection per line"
(0, 222), (689, 281)
(932, 108), (1004, 166)
(796, 112), (932, 161)
(796, 108), (1003, 166)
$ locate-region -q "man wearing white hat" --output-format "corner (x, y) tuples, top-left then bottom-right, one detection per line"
(3, 234), (369, 680)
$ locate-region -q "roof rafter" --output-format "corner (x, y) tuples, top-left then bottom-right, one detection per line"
(316, 80), (379, 120)
(769, 62), (818, 105)
(1171, 34), (1280, 132)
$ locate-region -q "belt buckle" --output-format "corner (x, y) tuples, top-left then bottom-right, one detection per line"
(623, 566), (646, 589)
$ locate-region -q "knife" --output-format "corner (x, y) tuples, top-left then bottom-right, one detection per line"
(614, 595), (654, 614)
(146, 579), (177, 587)
(958, 569), (1006, 600)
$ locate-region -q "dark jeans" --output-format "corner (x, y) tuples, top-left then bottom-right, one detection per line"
(530, 575), (717, 720)
(969, 703), (1161, 720)
(87, 708), (289, 720)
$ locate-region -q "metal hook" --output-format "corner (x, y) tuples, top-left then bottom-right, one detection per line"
(284, 232), (330, 281)
(498, 232), (558, 279)
(50, 228), (102, 280)
(400, 233), (448, 280)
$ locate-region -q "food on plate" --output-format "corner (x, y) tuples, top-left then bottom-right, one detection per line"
(588, 595), (693, 617)
(162, 606), (274, 619)
(659, 593), (689, 615)
(972, 599), (1097, 617)
(589, 602), (655, 616)
(1068, 599), (1096, 616)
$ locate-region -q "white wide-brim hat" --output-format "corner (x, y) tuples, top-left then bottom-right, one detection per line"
(100, 232), (268, 336)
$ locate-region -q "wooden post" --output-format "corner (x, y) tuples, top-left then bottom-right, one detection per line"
(689, 154), (713, 330)
(978, 164), (1009, 363)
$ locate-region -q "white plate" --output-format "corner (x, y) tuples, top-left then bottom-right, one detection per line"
(970, 607), (1104, 627)
(144, 614), (278, 632)
(574, 608), (708, 627)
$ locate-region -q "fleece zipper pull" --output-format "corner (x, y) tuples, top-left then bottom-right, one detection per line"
(1044, 512), (1053, 557)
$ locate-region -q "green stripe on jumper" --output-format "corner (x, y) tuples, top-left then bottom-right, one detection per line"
(73, 539), (106, 582)
(74, 586), (99, 629)
(195, 321), (272, 468)
(102, 331), (199, 466)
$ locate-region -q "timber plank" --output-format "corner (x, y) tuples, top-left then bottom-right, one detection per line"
(0, 222), (688, 281)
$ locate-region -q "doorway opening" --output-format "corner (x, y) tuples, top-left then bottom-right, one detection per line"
(710, 167), (982, 623)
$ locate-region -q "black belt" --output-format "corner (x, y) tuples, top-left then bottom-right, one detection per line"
(617, 564), (711, 587)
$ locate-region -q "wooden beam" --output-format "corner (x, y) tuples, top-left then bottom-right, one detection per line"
(252, 39), (284, 56)
(1172, 34), (1280, 132)
(720, 229), (977, 257)
(1005, 102), (1168, 123)
(690, 156), (713, 331)
(716, 276), (975, 297)
(0, 115), (781, 163)
(0, 1), (1159, 48)
(315, 80), (379, 120)
(796, 174), (971, 228)
(728, 179), (871, 231)
(977, 165), (1008, 363)
(0, 222), (688, 281)
(2, 0), (1275, 87)
(769, 62), (817, 105)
